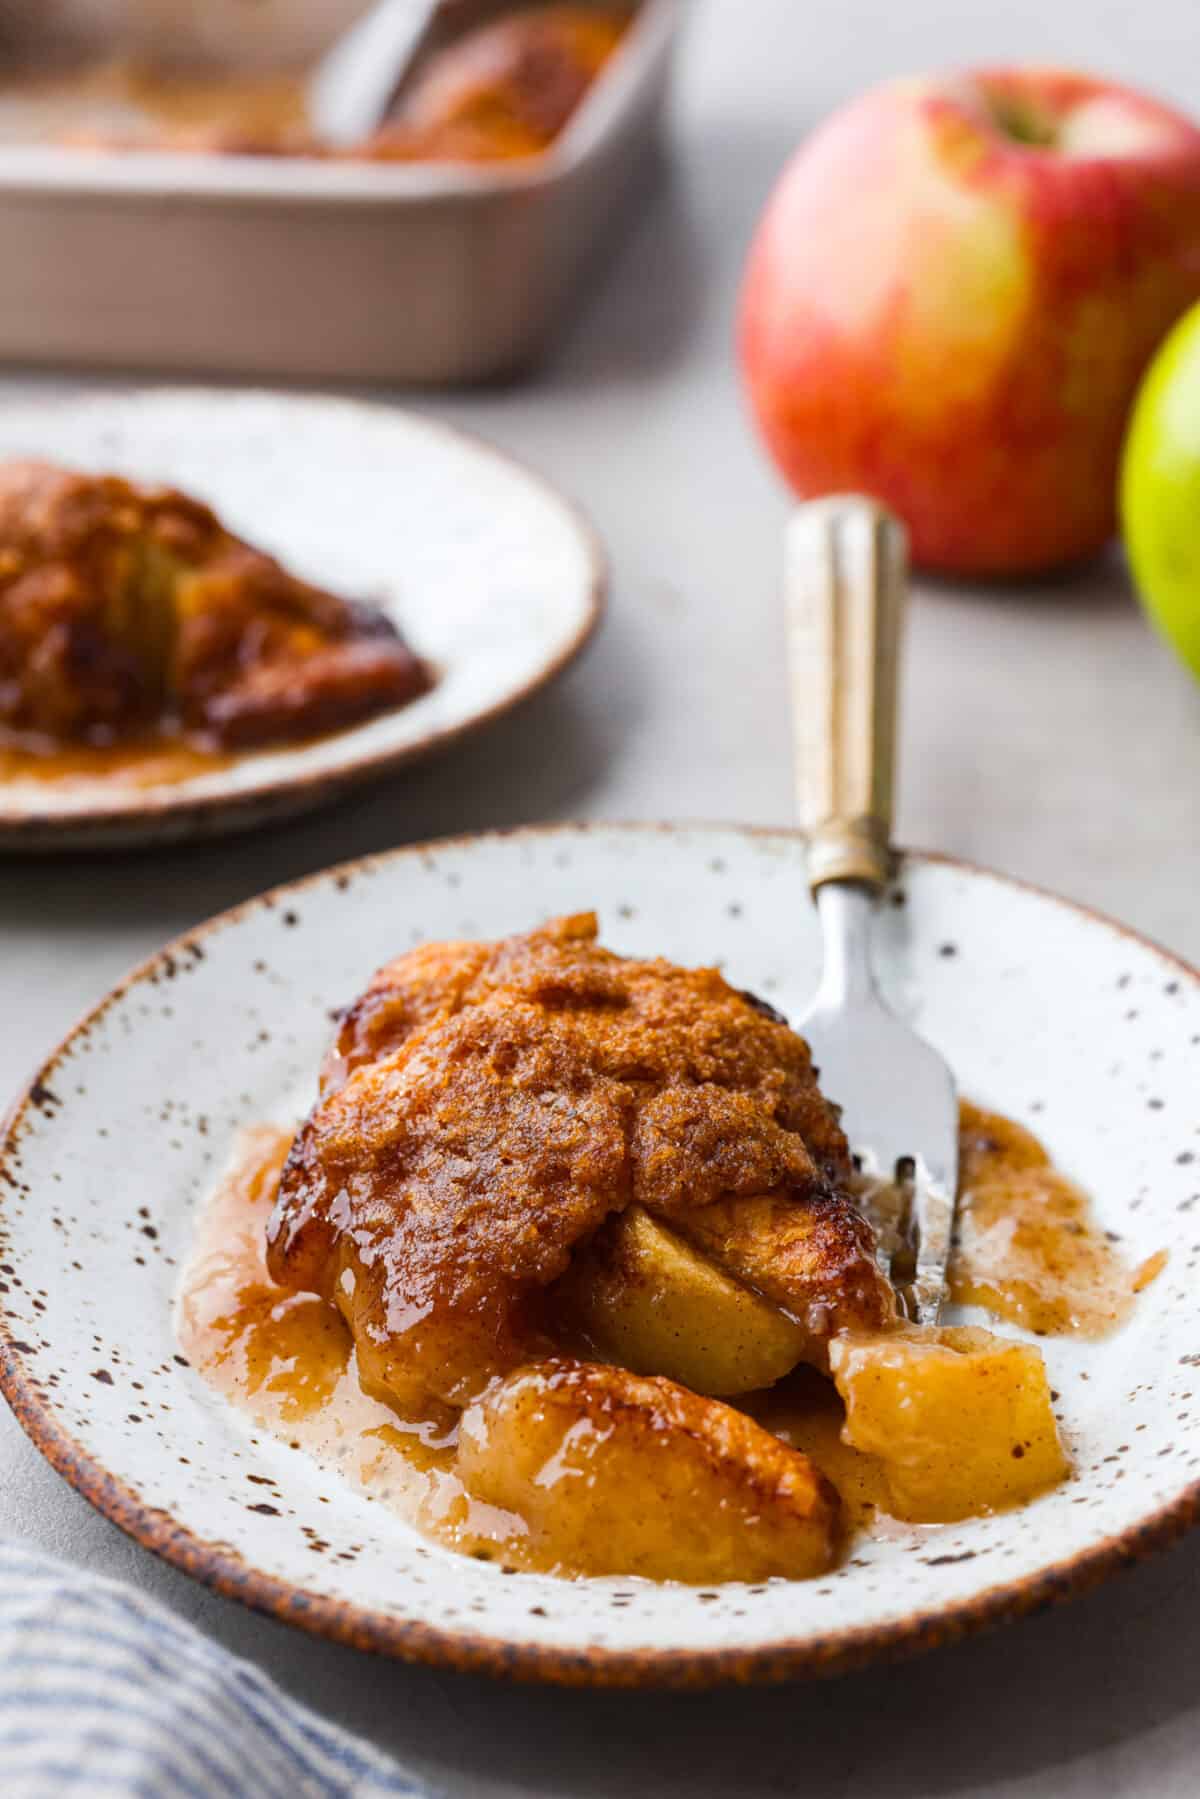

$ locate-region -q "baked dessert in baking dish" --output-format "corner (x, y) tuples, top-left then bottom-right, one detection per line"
(3, 6), (632, 163)
(364, 4), (631, 162)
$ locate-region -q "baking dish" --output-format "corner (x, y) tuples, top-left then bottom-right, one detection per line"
(0, 0), (681, 382)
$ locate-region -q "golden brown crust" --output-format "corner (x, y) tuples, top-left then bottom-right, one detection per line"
(268, 915), (895, 1409)
(0, 460), (429, 750)
(320, 936), (497, 1095)
(676, 1191), (894, 1364)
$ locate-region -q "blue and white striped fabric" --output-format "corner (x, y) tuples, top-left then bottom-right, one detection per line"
(0, 1539), (430, 1798)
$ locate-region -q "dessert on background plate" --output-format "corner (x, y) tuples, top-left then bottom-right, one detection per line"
(178, 913), (1162, 1585)
(0, 389), (604, 849)
(0, 460), (431, 788)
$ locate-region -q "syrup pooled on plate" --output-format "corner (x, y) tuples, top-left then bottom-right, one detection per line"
(175, 1126), (541, 1572)
(0, 734), (231, 794)
(950, 1101), (1167, 1336)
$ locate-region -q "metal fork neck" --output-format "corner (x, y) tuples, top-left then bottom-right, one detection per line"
(811, 881), (879, 1008)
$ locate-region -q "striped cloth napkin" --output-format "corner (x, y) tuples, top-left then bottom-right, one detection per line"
(0, 1539), (430, 1798)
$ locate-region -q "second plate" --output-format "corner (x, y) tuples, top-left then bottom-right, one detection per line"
(0, 388), (604, 851)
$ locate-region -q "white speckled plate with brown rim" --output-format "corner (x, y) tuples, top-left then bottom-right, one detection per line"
(0, 390), (604, 851)
(1, 822), (1199, 1688)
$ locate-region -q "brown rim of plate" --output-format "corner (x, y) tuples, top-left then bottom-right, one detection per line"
(1, 822), (1198, 1690)
(0, 398), (607, 841)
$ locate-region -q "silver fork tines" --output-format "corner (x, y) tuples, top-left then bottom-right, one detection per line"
(798, 881), (959, 1326)
(908, 1161), (957, 1326)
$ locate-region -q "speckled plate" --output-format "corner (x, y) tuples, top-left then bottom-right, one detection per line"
(0, 390), (603, 851)
(1, 823), (1199, 1688)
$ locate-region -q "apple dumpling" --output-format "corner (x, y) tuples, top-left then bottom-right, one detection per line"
(175, 915), (1101, 1582)
(262, 912), (901, 1579)
(267, 912), (896, 1414)
(0, 460), (429, 752)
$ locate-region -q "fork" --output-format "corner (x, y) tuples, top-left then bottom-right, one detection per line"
(785, 497), (959, 1324)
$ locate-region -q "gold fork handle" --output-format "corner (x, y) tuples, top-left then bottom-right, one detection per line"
(784, 496), (909, 894)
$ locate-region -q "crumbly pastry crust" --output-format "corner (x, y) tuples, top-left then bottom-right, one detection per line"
(268, 913), (895, 1411)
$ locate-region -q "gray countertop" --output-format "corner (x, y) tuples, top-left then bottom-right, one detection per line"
(3, 2), (1200, 1793)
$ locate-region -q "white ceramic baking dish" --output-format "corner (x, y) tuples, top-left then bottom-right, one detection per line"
(0, 0), (681, 382)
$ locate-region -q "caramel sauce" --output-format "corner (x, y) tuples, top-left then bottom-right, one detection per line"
(0, 732), (231, 793)
(177, 1103), (1161, 1578)
(175, 1127), (540, 1572)
(949, 1101), (1165, 1335)
(0, 59), (310, 149)
(748, 1367), (891, 1535)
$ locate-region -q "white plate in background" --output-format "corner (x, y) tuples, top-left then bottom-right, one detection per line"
(0, 389), (604, 851)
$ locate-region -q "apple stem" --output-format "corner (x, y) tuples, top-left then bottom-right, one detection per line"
(986, 93), (1058, 149)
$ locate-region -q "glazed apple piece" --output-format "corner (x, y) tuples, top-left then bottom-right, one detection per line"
(670, 1185), (897, 1368)
(555, 1205), (809, 1396)
(457, 1360), (840, 1582)
(829, 1325), (1069, 1523)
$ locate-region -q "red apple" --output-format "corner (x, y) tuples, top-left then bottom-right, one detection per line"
(739, 70), (1200, 576)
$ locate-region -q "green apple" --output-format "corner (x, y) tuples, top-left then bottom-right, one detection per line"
(1121, 301), (1200, 680)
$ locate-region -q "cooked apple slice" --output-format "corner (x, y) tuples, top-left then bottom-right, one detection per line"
(457, 1360), (839, 1582)
(829, 1325), (1069, 1523)
(555, 1205), (809, 1396)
